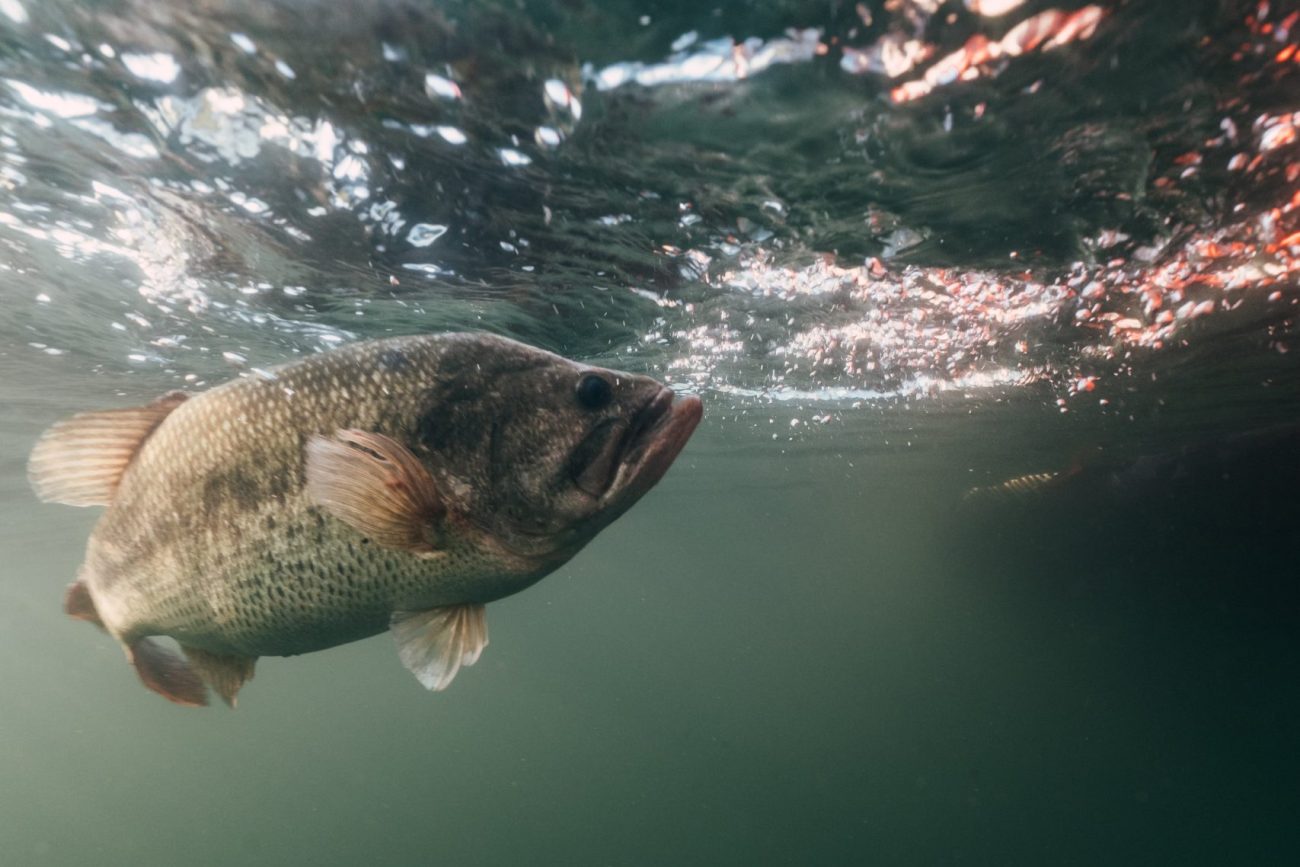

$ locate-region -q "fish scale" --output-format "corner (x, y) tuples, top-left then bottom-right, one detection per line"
(89, 336), (502, 657)
(30, 332), (702, 706)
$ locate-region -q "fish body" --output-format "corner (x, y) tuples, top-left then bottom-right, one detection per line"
(30, 333), (702, 706)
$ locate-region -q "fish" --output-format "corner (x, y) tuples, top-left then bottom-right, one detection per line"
(961, 470), (1060, 502)
(952, 423), (1300, 594)
(963, 423), (1300, 505)
(28, 333), (702, 708)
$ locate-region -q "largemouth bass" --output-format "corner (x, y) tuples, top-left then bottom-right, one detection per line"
(28, 333), (702, 708)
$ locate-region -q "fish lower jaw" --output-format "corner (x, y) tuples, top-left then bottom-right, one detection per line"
(607, 393), (703, 504)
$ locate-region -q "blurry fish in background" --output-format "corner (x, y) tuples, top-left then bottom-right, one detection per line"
(964, 470), (1062, 501)
(961, 423), (1300, 556)
(964, 423), (1300, 505)
(28, 333), (702, 708)
(950, 422), (1300, 616)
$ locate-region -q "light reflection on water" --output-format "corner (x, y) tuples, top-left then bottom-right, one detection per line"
(1, 0), (1291, 534)
(1, 2), (1295, 419)
(0, 3), (1299, 865)
(1, 1), (1296, 415)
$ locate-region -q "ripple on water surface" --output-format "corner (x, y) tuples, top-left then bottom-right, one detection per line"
(0, 0), (1296, 426)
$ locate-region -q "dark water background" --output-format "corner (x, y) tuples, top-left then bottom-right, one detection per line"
(1, 0), (1298, 864)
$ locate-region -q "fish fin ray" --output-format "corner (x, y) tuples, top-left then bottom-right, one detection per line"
(63, 580), (103, 627)
(305, 430), (446, 555)
(391, 604), (489, 691)
(28, 391), (189, 506)
(130, 638), (209, 708)
(181, 647), (257, 708)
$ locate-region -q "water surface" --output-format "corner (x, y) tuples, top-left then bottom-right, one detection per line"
(1, 0), (1298, 864)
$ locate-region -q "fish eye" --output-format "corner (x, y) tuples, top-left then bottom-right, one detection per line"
(575, 373), (614, 410)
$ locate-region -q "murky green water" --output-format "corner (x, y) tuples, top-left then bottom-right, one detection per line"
(2, 1), (1299, 864)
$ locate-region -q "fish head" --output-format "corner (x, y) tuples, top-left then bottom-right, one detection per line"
(412, 335), (702, 564)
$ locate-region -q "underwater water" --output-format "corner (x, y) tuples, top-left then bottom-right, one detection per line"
(2, 0), (1299, 863)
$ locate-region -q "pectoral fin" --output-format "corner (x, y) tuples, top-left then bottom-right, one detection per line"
(182, 647), (257, 708)
(305, 430), (446, 556)
(28, 391), (188, 506)
(391, 605), (489, 691)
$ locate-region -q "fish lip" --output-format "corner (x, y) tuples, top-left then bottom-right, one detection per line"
(496, 388), (701, 565)
(627, 387), (676, 451)
(608, 387), (702, 501)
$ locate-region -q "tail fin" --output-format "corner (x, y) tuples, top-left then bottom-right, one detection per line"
(67, 576), (213, 709)
(63, 580), (103, 627)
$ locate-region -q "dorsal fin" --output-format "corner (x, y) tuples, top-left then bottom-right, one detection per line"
(27, 390), (188, 507)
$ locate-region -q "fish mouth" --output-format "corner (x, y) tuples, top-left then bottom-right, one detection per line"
(512, 386), (701, 565)
(605, 386), (703, 505)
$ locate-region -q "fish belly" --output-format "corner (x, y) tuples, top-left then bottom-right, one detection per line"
(87, 500), (469, 658)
